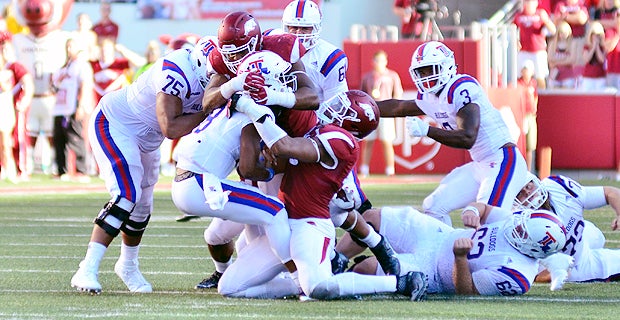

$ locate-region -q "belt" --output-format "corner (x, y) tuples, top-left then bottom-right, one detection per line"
(174, 168), (199, 182)
(33, 93), (55, 98)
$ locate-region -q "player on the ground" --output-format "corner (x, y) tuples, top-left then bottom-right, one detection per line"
(70, 36), (218, 294)
(376, 41), (529, 226)
(512, 173), (620, 290)
(338, 203), (567, 296)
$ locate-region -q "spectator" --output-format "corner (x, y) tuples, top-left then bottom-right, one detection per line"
(92, 1), (119, 44)
(115, 40), (162, 82)
(553, 0), (590, 80)
(594, 0), (620, 89)
(51, 38), (94, 182)
(393, 0), (422, 39)
(517, 60), (539, 173)
(71, 13), (99, 61)
(90, 38), (130, 103)
(547, 20), (579, 89)
(514, 0), (556, 89)
(359, 50), (403, 177)
(0, 34), (17, 183)
(580, 21), (613, 90)
(1, 31), (34, 181)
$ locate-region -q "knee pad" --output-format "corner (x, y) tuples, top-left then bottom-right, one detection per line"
(204, 222), (241, 245)
(120, 214), (151, 237)
(94, 196), (135, 237)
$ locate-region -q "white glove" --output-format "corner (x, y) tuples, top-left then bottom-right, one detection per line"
(235, 94), (275, 122)
(405, 116), (430, 137)
(220, 72), (249, 99)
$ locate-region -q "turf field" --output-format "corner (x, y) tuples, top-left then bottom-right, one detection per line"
(1, 175), (619, 320)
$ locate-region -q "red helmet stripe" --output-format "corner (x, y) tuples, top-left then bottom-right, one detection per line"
(296, 0), (306, 18)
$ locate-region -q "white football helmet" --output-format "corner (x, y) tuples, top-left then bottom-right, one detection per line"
(282, 0), (322, 49)
(504, 210), (567, 259)
(513, 172), (549, 211)
(237, 50), (297, 93)
(190, 36), (218, 89)
(409, 41), (457, 94)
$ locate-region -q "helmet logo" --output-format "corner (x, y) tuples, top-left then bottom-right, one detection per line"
(360, 102), (376, 122)
(244, 19), (258, 36)
(201, 41), (216, 58)
(538, 231), (558, 253)
(437, 45), (451, 57)
(244, 58), (270, 75)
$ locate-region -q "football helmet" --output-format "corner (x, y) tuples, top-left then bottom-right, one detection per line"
(317, 90), (379, 139)
(513, 172), (549, 211)
(282, 0), (322, 49)
(236, 50), (297, 93)
(504, 210), (567, 259)
(409, 41), (457, 94)
(217, 11), (262, 73)
(191, 36), (218, 89)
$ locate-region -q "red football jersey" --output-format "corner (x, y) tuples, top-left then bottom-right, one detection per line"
(279, 124), (358, 219)
(90, 58), (130, 101)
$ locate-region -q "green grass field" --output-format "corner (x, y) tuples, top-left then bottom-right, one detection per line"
(1, 175), (620, 320)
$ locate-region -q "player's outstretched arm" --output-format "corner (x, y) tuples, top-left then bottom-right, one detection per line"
(376, 99), (424, 117)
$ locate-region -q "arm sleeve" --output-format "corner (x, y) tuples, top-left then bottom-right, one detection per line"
(582, 186), (607, 209)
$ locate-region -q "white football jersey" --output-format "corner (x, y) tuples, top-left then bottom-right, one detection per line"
(415, 74), (513, 162)
(543, 175), (606, 262)
(301, 38), (349, 102)
(101, 49), (206, 152)
(380, 206), (538, 296)
(173, 108), (252, 178)
(12, 30), (70, 95)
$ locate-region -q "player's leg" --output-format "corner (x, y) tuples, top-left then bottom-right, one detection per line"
(71, 106), (145, 294)
(218, 235), (294, 299)
(476, 146), (528, 211)
(196, 218), (244, 289)
(113, 148), (159, 293)
(422, 163), (478, 225)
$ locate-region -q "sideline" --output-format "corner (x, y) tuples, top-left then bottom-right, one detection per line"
(0, 174), (444, 196)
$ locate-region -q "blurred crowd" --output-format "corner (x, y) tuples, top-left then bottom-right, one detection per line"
(0, 1), (187, 183)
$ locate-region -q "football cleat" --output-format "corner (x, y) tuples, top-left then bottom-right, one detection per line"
(114, 259), (152, 293)
(539, 253), (575, 291)
(369, 235), (401, 276)
(195, 271), (222, 289)
(71, 260), (102, 295)
(396, 271), (429, 301)
(330, 250), (349, 275)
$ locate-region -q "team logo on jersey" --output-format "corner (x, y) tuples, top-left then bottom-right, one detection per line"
(538, 231), (559, 254)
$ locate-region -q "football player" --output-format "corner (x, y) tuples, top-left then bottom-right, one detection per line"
(377, 41), (530, 226)
(70, 36), (218, 294)
(340, 204), (567, 296)
(513, 173), (620, 290)
(228, 89), (428, 301)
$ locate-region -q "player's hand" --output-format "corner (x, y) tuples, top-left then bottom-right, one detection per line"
(331, 184), (361, 211)
(248, 84), (273, 105)
(242, 70), (265, 92)
(405, 116), (430, 137)
(612, 216), (620, 231)
(453, 238), (473, 257)
(236, 94), (274, 122)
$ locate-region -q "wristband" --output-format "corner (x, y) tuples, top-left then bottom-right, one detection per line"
(461, 205), (480, 217)
(265, 167), (275, 182)
(219, 80), (237, 99)
(268, 90), (296, 108)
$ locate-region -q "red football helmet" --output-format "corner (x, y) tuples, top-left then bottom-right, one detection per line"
(317, 90), (379, 139)
(217, 11), (262, 73)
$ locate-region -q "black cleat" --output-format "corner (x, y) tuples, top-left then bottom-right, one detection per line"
(369, 235), (400, 275)
(396, 271), (428, 301)
(176, 214), (200, 222)
(195, 271), (222, 289)
(330, 250), (349, 275)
